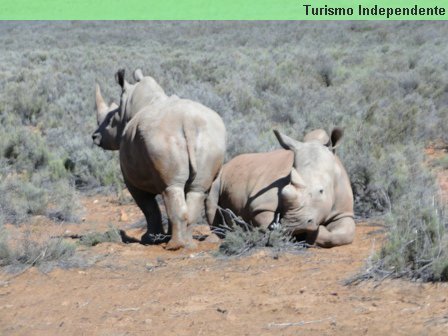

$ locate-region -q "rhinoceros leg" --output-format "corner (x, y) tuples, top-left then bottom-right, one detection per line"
(140, 197), (166, 244)
(162, 186), (189, 250)
(125, 184), (165, 244)
(185, 190), (205, 247)
(311, 217), (356, 248)
(204, 172), (221, 227)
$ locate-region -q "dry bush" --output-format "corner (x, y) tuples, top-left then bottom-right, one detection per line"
(0, 228), (76, 272)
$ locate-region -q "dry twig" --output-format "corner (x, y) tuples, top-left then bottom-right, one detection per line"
(268, 316), (335, 328)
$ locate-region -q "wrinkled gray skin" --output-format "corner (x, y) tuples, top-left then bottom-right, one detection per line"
(206, 128), (355, 248)
(92, 69), (226, 250)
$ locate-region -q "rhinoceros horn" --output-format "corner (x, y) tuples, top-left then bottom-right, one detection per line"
(281, 184), (299, 207)
(95, 84), (109, 125)
(290, 167), (306, 189)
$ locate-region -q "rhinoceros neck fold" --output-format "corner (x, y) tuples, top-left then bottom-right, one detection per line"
(323, 211), (354, 225)
(281, 206), (306, 226)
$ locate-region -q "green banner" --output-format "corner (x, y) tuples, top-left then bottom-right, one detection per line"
(1, 0), (447, 20)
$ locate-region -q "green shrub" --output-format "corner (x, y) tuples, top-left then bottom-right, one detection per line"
(355, 196), (448, 282)
(0, 177), (48, 224)
(217, 225), (306, 257)
(3, 128), (49, 172)
(0, 229), (76, 270)
(45, 179), (82, 222)
(214, 208), (306, 257)
(78, 227), (122, 247)
(433, 155), (448, 169)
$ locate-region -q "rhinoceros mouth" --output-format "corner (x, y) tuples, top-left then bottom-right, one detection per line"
(281, 217), (318, 233)
(281, 220), (304, 231)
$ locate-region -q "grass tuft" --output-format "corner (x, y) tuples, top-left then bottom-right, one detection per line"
(0, 229), (76, 271)
(78, 227), (123, 247)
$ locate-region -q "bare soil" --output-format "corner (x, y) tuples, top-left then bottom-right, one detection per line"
(1, 147), (447, 336)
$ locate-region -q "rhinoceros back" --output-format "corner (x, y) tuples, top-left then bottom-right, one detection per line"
(219, 149), (293, 222)
(120, 96), (225, 195)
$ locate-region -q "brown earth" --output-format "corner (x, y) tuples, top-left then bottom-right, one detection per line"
(1, 196), (447, 336)
(1, 147), (447, 336)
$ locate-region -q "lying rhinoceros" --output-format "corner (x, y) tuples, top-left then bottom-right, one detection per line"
(205, 128), (355, 247)
(92, 69), (226, 250)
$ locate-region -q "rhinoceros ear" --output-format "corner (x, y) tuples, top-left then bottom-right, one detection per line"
(115, 69), (126, 88)
(303, 129), (330, 146)
(133, 69), (144, 82)
(273, 130), (300, 151)
(330, 127), (344, 151)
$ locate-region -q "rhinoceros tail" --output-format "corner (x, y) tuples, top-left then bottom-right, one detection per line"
(183, 125), (197, 184)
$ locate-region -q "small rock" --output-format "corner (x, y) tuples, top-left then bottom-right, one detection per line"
(217, 307), (227, 314)
(120, 209), (129, 222)
(204, 233), (220, 243)
(0, 305), (13, 309)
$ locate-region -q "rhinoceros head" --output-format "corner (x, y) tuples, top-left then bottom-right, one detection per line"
(91, 82), (121, 150)
(273, 128), (344, 234)
(92, 68), (167, 150)
(91, 69), (141, 150)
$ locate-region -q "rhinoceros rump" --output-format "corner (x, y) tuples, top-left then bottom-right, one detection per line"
(93, 69), (226, 250)
(206, 128), (355, 248)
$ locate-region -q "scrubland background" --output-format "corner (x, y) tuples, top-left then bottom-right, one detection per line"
(0, 21), (447, 280)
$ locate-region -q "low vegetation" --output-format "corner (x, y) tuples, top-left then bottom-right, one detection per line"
(0, 228), (76, 272)
(214, 208), (307, 257)
(78, 227), (123, 247)
(0, 21), (447, 280)
(217, 226), (303, 257)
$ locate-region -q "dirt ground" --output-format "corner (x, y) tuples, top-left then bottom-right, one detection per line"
(0, 193), (447, 336)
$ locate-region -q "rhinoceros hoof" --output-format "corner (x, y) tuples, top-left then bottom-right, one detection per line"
(165, 238), (186, 250)
(164, 238), (198, 250)
(141, 233), (170, 245)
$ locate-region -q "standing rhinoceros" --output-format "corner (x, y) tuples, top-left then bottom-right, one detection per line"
(92, 69), (226, 250)
(205, 128), (355, 248)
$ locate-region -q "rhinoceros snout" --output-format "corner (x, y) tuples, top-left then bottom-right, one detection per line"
(92, 132), (102, 146)
(284, 217), (317, 233)
(305, 218), (318, 230)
